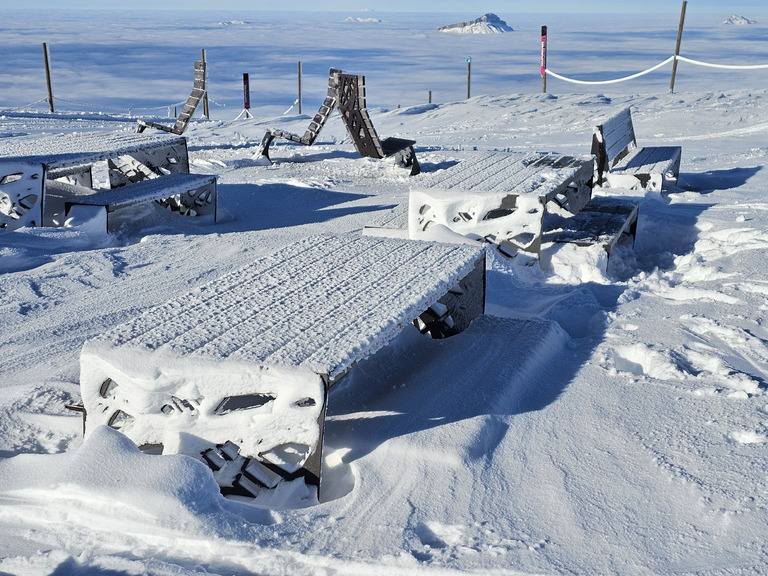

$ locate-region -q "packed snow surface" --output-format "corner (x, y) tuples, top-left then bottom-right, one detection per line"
(2, 8), (768, 576)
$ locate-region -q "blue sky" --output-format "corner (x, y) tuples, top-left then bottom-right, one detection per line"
(4, 0), (765, 13)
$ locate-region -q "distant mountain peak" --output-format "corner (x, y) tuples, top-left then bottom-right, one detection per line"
(722, 14), (757, 25)
(437, 13), (513, 34)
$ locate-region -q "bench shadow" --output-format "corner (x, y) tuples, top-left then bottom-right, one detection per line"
(630, 198), (711, 273)
(679, 166), (762, 194)
(211, 182), (397, 234)
(323, 280), (626, 468)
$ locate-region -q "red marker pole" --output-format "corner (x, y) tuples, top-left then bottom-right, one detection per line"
(540, 26), (547, 93)
(235, 73), (253, 120)
(243, 73), (251, 110)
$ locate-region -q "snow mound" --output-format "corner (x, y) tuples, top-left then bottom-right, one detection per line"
(437, 13), (513, 34)
(0, 426), (229, 529)
(722, 14), (757, 25)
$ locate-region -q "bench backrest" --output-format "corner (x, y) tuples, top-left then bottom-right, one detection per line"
(300, 68), (341, 145)
(592, 107), (637, 165)
(169, 60), (207, 135)
(591, 107), (638, 184)
(336, 73), (386, 159)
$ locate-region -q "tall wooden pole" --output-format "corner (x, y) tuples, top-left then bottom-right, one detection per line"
(466, 57), (471, 99)
(201, 48), (209, 118)
(42, 42), (54, 113)
(669, 1), (687, 93)
(541, 26), (548, 93)
(298, 61), (302, 114)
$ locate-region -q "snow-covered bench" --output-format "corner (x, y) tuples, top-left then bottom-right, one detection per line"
(255, 68), (341, 162)
(407, 152), (595, 257)
(591, 107), (681, 191)
(336, 72), (420, 175)
(46, 172), (217, 232)
(79, 233), (485, 498)
(0, 130), (209, 231)
(543, 196), (639, 257)
(136, 60), (207, 136)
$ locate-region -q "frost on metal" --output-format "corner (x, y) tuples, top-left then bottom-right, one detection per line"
(80, 233), (485, 497)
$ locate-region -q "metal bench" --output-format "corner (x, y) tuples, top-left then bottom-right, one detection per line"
(78, 233), (485, 498)
(0, 131), (193, 230)
(46, 172), (217, 232)
(591, 107), (681, 191)
(136, 60), (207, 135)
(255, 68), (341, 162)
(336, 72), (420, 175)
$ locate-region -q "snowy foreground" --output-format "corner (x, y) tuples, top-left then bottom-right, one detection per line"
(3, 82), (768, 574)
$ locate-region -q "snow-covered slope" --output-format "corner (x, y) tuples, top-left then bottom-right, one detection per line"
(437, 13), (513, 34)
(722, 14), (757, 25)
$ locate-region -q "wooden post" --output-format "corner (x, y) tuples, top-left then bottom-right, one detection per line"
(201, 48), (210, 118)
(42, 42), (54, 113)
(428, 90), (432, 104)
(466, 57), (471, 99)
(669, 1), (687, 93)
(298, 61), (302, 115)
(541, 26), (548, 93)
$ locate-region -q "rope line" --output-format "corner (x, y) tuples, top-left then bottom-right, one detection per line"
(546, 56), (675, 85)
(5, 95), (225, 115)
(546, 54), (768, 85)
(675, 55), (768, 70)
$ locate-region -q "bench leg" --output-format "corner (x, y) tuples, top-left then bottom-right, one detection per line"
(413, 255), (485, 338)
(394, 146), (420, 176)
(0, 162), (44, 230)
(254, 131), (276, 163)
(160, 178), (217, 220)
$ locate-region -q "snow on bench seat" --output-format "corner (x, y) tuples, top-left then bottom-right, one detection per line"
(80, 233), (485, 497)
(0, 131), (189, 175)
(543, 196), (639, 256)
(592, 107), (681, 191)
(46, 172), (217, 231)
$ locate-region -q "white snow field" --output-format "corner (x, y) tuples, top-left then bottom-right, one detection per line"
(2, 8), (768, 576)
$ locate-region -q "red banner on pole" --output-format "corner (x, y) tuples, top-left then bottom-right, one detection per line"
(243, 73), (251, 110)
(540, 26), (547, 77)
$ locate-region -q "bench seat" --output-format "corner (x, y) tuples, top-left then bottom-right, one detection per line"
(607, 145), (681, 191)
(255, 69), (341, 161)
(544, 196), (639, 256)
(46, 172), (217, 230)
